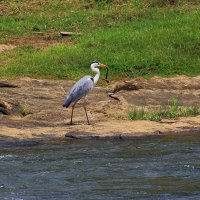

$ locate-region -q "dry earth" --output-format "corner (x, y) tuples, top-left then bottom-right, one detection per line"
(0, 34), (72, 52)
(0, 44), (16, 53)
(0, 76), (200, 143)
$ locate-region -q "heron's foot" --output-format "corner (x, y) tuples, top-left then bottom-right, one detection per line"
(86, 121), (92, 125)
(67, 122), (84, 126)
(64, 121), (74, 125)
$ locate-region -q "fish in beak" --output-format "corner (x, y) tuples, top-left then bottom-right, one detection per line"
(98, 63), (107, 68)
(98, 63), (109, 83)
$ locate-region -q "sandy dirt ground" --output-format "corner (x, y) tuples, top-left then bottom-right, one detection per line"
(0, 75), (200, 143)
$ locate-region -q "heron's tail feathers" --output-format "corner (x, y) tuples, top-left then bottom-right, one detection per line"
(63, 96), (72, 108)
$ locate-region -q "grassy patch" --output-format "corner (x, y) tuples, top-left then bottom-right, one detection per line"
(128, 98), (199, 121)
(18, 104), (32, 116)
(1, 0), (200, 80)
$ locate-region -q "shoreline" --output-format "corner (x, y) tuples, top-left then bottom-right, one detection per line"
(0, 76), (200, 144)
(1, 117), (200, 145)
(1, 127), (200, 148)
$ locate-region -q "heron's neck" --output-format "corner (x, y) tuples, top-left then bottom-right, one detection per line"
(91, 66), (100, 85)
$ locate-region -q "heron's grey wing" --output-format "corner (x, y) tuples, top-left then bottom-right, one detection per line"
(63, 75), (93, 107)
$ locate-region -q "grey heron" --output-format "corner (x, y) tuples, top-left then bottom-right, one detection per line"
(63, 61), (108, 125)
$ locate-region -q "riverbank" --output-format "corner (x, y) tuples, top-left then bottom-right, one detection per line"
(0, 76), (200, 143)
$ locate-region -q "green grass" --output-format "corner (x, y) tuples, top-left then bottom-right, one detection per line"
(1, 0), (200, 80)
(18, 104), (33, 116)
(128, 98), (200, 121)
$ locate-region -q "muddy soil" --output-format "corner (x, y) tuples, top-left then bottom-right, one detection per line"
(0, 76), (200, 142)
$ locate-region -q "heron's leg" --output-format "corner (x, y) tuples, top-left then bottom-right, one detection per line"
(70, 101), (77, 125)
(83, 98), (90, 125)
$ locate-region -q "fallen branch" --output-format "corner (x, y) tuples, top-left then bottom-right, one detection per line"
(60, 32), (82, 36)
(0, 82), (19, 88)
(108, 93), (120, 101)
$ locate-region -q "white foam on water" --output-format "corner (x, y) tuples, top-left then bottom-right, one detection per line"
(0, 154), (15, 159)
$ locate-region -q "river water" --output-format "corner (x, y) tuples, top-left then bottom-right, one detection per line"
(1, 134), (200, 200)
